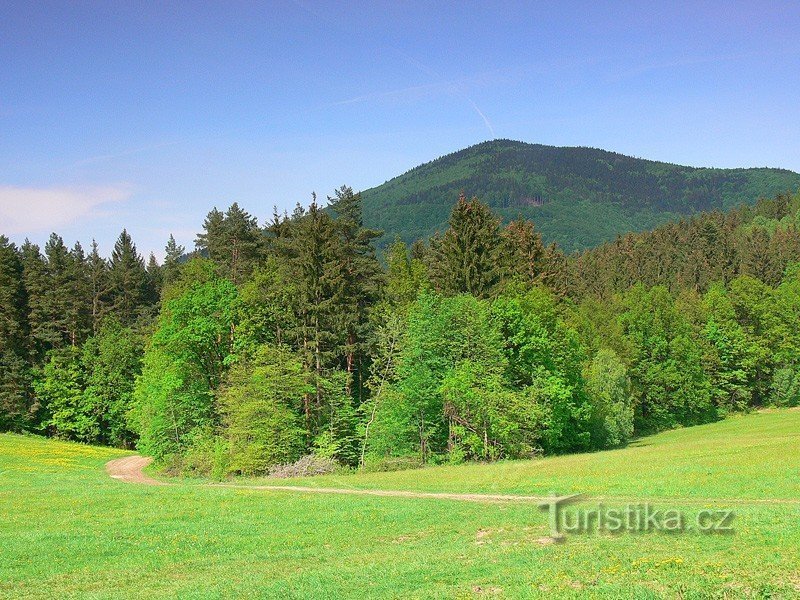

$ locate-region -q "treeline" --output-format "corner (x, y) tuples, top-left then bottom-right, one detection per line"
(571, 191), (800, 297)
(1, 187), (799, 475)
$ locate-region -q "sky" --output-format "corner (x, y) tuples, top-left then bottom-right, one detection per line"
(2, 1), (799, 259)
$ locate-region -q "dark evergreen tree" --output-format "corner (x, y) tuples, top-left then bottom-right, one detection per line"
(108, 230), (148, 326)
(0, 237), (33, 431)
(327, 185), (383, 398)
(162, 234), (185, 287)
(429, 193), (502, 298)
(87, 240), (110, 334)
(146, 253), (163, 301)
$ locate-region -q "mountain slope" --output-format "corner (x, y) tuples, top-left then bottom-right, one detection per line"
(361, 140), (800, 252)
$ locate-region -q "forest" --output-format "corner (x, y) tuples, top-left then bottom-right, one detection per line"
(1, 187), (799, 476)
(360, 139), (800, 252)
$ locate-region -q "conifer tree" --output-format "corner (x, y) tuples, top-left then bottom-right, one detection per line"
(20, 240), (50, 359)
(87, 240), (110, 334)
(429, 193), (502, 298)
(0, 237), (33, 431)
(327, 186), (383, 397)
(499, 217), (546, 287)
(108, 230), (148, 326)
(146, 253), (163, 301)
(162, 235), (185, 287)
(65, 241), (91, 346)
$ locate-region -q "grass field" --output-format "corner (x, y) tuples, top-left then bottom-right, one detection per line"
(2, 410), (799, 598)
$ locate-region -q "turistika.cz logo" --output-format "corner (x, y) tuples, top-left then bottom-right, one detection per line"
(537, 493), (735, 542)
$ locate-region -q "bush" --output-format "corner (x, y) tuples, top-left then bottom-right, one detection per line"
(770, 367), (800, 407)
(361, 455), (424, 473)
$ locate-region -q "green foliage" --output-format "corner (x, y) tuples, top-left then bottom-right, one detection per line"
(621, 285), (715, 432)
(584, 348), (633, 447)
(361, 139), (800, 253)
(769, 368), (800, 407)
(81, 320), (142, 447)
(428, 193), (503, 298)
(131, 278), (237, 460)
(6, 181), (800, 476)
(220, 346), (310, 475)
(35, 348), (95, 442)
(108, 229), (150, 326)
(0, 236), (33, 431)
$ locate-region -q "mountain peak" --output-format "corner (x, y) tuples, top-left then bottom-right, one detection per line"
(361, 142), (800, 253)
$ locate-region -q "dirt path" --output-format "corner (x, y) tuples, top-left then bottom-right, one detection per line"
(106, 455), (167, 486)
(105, 456), (800, 505)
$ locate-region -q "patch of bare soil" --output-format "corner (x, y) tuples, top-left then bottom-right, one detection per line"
(106, 456), (168, 486)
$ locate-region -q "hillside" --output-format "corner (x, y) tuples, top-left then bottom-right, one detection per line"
(361, 140), (800, 252)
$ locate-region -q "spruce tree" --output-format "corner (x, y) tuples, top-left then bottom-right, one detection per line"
(65, 241), (91, 346)
(87, 240), (110, 333)
(163, 234), (185, 286)
(108, 230), (148, 326)
(20, 240), (50, 359)
(0, 237), (33, 431)
(146, 253), (163, 301)
(429, 193), (502, 298)
(327, 186), (383, 398)
(499, 217), (546, 287)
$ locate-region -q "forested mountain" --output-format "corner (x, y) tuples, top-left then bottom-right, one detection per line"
(361, 139), (800, 252)
(2, 185), (800, 477)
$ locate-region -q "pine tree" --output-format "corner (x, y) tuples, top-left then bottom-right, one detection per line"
(499, 217), (546, 287)
(0, 237), (33, 431)
(45, 233), (76, 347)
(108, 230), (148, 326)
(222, 202), (262, 284)
(20, 240), (50, 360)
(146, 253), (163, 301)
(87, 240), (110, 333)
(327, 186), (383, 398)
(194, 208), (224, 259)
(195, 204), (262, 284)
(64, 243), (88, 345)
(163, 235), (185, 287)
(429, 193), (502, 298)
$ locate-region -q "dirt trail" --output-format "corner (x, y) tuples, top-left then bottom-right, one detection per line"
(105, 456), (800, 505)
(106, 455), (167, 486)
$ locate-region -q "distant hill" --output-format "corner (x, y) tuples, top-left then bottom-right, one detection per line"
(360, 139), (800, 253)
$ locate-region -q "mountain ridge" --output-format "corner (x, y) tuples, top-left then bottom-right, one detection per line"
(360, 139), (800, 253)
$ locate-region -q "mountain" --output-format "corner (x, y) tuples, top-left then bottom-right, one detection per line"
(360, 140), (800, 253)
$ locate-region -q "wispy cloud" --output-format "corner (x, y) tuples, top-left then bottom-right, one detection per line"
(0, 184), (132, 235)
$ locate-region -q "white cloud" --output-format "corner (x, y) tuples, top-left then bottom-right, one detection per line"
(0, 185), (132, 235)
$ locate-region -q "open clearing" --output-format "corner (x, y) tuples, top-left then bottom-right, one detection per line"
(2, 410), (800, 598)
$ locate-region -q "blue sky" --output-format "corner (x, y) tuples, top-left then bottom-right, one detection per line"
(2, 1), (799, 258)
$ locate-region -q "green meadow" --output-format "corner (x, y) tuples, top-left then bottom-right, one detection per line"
(2, 409), (799, 599)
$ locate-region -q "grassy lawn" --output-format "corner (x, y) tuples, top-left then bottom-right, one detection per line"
(2, 410), (800, 598)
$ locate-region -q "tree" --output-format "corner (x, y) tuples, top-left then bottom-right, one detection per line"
(131, 277), (237, 459)
(162, 234), (185, 287)
(108, 230), (149, 325)
(499, 217), (546, 288)
(35, 347), (96, 442)
(327, 185), (383, 398)
(195, 204), (262, 284)
(702, 284), (759, 413)
(0, 237), (33, 431)
(146, 253), (163, 302)
(429, 194), (503, 298)
(220, 346), (310, 474)
(585, 349), (633, 447)
(20, 240), (51, 359)
(620, 285), (715, 433)
(87, 240), (110, 334)
(81, 320), (142, 447)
